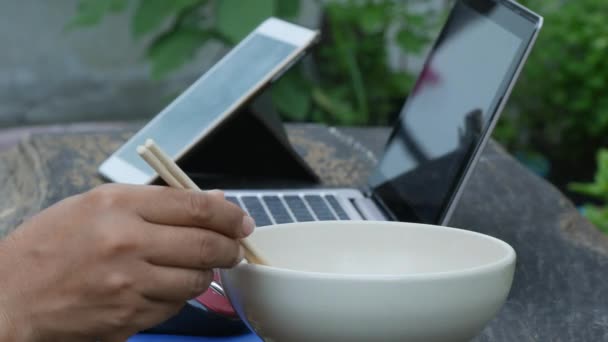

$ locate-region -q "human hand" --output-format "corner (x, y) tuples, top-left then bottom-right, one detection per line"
(0, 184), (254, 342)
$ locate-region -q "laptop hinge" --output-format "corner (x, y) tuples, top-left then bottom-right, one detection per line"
(349, 188), (396, 221)
(369, 190), (399, 221)
(361, 185), (373, 197)
(351, 197), (389, 221)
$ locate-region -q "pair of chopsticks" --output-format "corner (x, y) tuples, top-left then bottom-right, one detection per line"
(137, 139), (268, 266)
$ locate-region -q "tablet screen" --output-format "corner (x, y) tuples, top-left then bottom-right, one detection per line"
(112, 34), (297, 179)
(369, 0), (540, 224)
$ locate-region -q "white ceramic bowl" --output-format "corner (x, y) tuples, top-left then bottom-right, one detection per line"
(219, 221), (515, 342)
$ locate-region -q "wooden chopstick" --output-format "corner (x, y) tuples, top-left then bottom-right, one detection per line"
(144, 139), (199, 190)
(136, 146), (183, 189)
(136, 139), (268, 266)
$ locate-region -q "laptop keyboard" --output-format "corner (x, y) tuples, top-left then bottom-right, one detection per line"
(303, 195), (336, 220)
(226, 194), (351, 227)
(261, 196), (293, 224)
(282, 196), (314, 222)
(325, 195), (351, 220)
(239, 196), (273, 227)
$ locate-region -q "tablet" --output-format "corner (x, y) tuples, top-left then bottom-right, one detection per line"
(99, 18), (319, 184)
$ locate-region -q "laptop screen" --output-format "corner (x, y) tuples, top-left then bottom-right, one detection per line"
(369, 0), (541, 224)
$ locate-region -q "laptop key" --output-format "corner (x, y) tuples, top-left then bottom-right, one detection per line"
(262, 196), (293, 224)
(324, 195), (350, 220)
(241, 196), (273, 227)
(304, 195), (336, 221)
(283, 196), (315, 222)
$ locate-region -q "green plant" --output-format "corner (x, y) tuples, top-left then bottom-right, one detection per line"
(288, 0), (440, 125)
(69, 0), (300, 79)
(495, 0), (608, 166)
(69, 0), (443, 125)
(569, 149), (608, 233)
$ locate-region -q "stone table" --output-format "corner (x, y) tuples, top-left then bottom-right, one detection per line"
(0, 123), (607, 341)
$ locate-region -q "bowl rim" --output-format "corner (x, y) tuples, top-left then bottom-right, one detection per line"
(231, 221), (516, 281)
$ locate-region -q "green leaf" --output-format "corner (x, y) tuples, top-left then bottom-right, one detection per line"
(569, 149), (608, 201)
(109, 0), (128, 12)
(568, 182), (607, 198)
(216, 0), (276, 44)
(271, 70), (311, 121)
(325, 2), (352, 23)
(311, 87), (360, 125)
(582, 205), (608, 234)
(403, 13), (427, 27)
(597, 150), (608, 186)
(276, 0), (300, 19)
(330, 24), (369, 121)
(396, 29), (428, 54)
(358, 5), (386, 34)
(132, 0), (202, 38)
(310, 109), (326, 123)
(67, 0), (127, 29)
(388, 72), (415, 94)
(147, 29), (210, 80)
(593, 37), (608, 50)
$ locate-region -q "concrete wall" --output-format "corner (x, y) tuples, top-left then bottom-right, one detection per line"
(0, 0), (226, 127)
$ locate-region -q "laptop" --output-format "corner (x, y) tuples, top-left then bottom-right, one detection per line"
(223, 0), (543, 227)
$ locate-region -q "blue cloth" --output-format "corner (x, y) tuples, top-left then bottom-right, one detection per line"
(128, 333), (262, 342)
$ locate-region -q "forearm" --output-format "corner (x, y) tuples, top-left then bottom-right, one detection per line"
(0, 236), (33, 342)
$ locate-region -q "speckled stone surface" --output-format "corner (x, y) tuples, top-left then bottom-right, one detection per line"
(0, 124), (377, 235)
(0, 123), (606, 341)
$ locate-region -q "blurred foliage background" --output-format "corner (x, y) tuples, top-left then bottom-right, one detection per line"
(493, 0), (608, 232)
(69, 0), (446, 126)
(70, 0), (607, 232)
